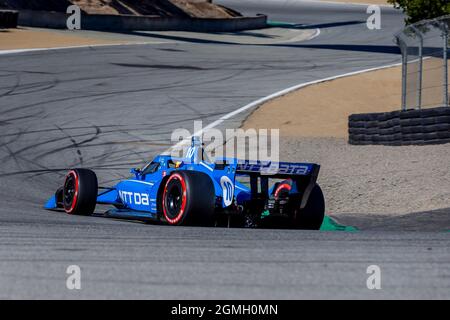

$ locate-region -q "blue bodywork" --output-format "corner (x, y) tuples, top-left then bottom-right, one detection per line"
(45, 137), (320, 222)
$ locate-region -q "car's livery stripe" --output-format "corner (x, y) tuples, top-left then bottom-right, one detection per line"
(235, 184), (249, 191)
(199, 162), (214, 172)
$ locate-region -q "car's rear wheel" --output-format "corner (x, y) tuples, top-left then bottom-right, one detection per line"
(293, 184), (325, 230)
(63, 169), (98, 216)
(161, 171), (215, 226)
(273, 181), (325, 230)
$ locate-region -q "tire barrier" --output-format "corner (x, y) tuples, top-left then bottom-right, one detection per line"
(349, 107), (450, 146)
(0, 10), (18, 28)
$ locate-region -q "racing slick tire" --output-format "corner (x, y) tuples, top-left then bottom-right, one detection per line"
(294, 184), (325, 230)
(161, 171), (215, 226)
(63, 169), (98, 216)
(271, 181), (325, 230)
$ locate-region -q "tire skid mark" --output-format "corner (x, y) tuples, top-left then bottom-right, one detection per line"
(0, 69), (55, 75)
(0, 78), (54, 92)
(0, 124), (125, 138)
(80, 140), (172, 148)
(0, 166), (140, 178)
(0, 126), (28, 174)
(0, 129), (99, 162)
(31, 125), (102, 164)
(0, 136), (24, 173)
(0, 128), (24, 148)
(1, 66), (253, 116)
(0, 149), (67, 180)
(93, 113), (228, 133)
(167, 95), (210, 118)
(1, 143), (23, 171)
(0, 110), (47, 127)
(5, 80), (58, 97)
(28, 160), (142, 180)
(0, 72), (20, 98)
(54, 125), (84, 166)
(95, 128), (162, 164)
(85, 146), (155, 164)
(64, 131), (153, 172)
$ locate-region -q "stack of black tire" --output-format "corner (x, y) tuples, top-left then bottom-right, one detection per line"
(349, 107), (450, 146)
(0, 10), (18, 28)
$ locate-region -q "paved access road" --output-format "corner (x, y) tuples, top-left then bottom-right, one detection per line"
(1, 0), (448, 299)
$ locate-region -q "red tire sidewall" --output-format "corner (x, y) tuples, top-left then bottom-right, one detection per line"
(162, 173), (187, 225)
(64, 170), (79, 214)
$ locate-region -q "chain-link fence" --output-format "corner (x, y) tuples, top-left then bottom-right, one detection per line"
(395, 15), (450, 110)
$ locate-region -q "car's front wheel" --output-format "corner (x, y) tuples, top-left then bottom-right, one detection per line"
(63, 168), (98, 216)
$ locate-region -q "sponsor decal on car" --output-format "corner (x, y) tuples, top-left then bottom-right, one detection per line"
(118, 190), (150, 206)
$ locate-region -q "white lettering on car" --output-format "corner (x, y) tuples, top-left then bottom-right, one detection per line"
(119, 190), (150, 206)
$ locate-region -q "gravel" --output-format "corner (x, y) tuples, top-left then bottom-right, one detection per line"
(280, 137), (450, 217)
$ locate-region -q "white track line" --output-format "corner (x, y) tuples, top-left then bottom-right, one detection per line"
(309, 28), (321, 41)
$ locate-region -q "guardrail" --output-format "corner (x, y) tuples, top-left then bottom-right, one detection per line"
(18, 10), (267, 32)
(0, 10), (18, 28)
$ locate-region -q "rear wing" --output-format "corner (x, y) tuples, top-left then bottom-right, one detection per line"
(235, 160), (319, 179)
(216, 159), (320, 209)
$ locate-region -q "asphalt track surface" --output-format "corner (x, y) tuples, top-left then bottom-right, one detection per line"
(0, 1), (449, 299)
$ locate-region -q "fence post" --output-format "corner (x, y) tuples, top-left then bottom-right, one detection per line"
(442, 22), (449, 107)
(397, 36), (408, 111)
(402, 52), (408, 111)
(411, 26), (423, 109)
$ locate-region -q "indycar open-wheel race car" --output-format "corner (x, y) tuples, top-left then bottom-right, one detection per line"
(45, 137), (325, 229)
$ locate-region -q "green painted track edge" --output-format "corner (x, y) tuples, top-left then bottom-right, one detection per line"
(320, 215), (358, 232)
(266, 20), (299, 27)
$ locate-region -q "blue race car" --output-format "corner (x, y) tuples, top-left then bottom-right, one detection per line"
(45, 137), (325, 229)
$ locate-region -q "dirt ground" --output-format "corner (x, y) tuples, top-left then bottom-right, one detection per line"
(420, 57), (448, 108)
(280, 137), (450, 217)
(0, 28), (125, 50)
(0, 27), (316, 51)
(171, 0), (236, 18)
(243, 65), (402, 138)
(0, 0), (234, 18)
